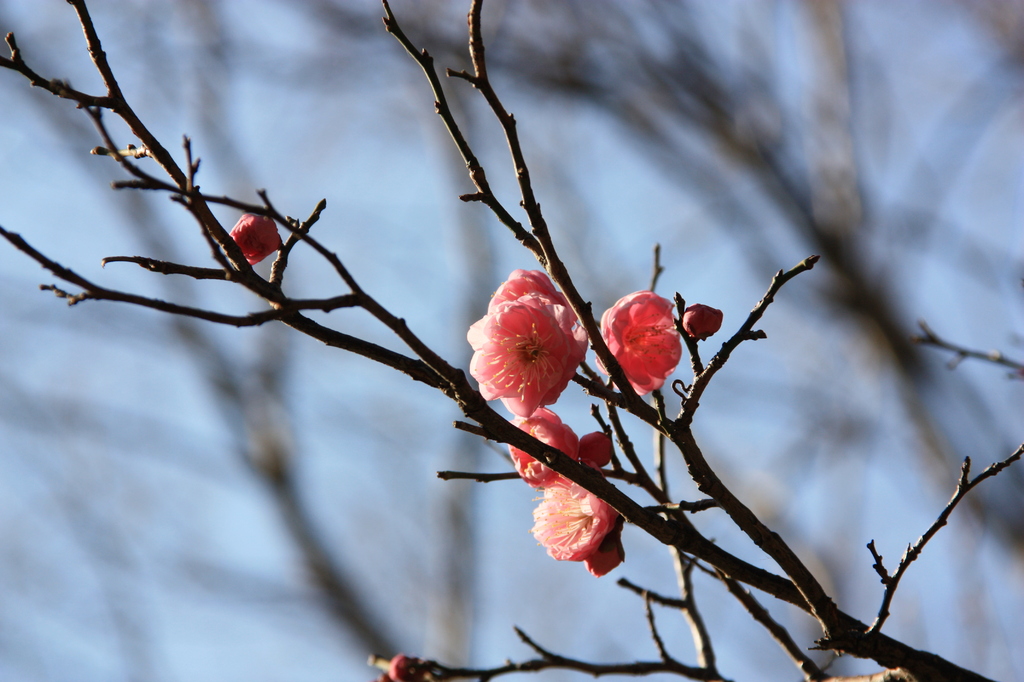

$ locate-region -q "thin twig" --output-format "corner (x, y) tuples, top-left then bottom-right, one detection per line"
(680, 254), (819, 424)
(0, 225), (352, 326)
(436, 470), (519, 483)
(674, 293), (705, 376)
(643, 592), (673, 663)
(588, 404), (624, 473)
(865, 444), (1024, 635)
(713, 567), (826, 680)
(912, 320), (1024, 377)
(271, 198), (327, 286)
(606, 404), (668, 503)
(649, 243), (665, 292)
(673, 552), (717, 672)
(101, 256), (228, 280)
(647, 499), (720, 514)
(380, 0), (541, 257)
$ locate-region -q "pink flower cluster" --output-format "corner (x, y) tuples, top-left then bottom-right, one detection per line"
(467, 270), (722, 578)
(508, 409), (622, 577)
(509, 408), (611, 488)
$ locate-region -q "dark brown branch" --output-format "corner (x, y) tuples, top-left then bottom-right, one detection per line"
(714, 567), (826, 681)
(102, 256), (229, 280)
(271, 197), (327, 286)
(457, 0), (655, 420)
(675, 554), (718, 673)
(865, 444), (1024, 636)
(680, 254), (819, 424)
(606, 404), (667, 503)
(588, 404), (625, 473)
(650, 499), (720, 514)
(1, 31), (114, 107)
(643, 593), (674, 663)
(453, 420), (491, 439)
(0, 225), (330, 327)
(674, 293), (705, 376)
(47, 2), (256, 277)
(278, 313), (446, 390)
(649, 243), (665, 292)
(436, 470), (519, 483)
(571, 373), (626, 408)
(617, 578), (686, 608)
(618, 573), (721, 678)
(380, 0), (541, 257)
(668, 424), (841, 639)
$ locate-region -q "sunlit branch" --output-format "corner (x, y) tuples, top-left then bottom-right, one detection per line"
(668, 425), (841, 638)
(102, 256), (229, 280)
(674, 293), (705, 377)
(674, 555), (718, 673)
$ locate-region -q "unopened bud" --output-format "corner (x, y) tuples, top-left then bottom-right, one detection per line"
(389, 654), (429, 682)
(579, 431), (612, 469)
(229, 214), (281, 265)
(682, 304), (723, 341)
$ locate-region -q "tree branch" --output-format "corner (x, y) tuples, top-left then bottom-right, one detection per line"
(865, 444), (1024, 636)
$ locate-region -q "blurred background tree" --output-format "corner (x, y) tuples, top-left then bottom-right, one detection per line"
(0, 1), (1021, 681)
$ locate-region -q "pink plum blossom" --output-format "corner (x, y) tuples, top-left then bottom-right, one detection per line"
(509, 408), (579, 488)
(598, 290), (682, 395)
(488, 269), (567, 312)
(531, 479), (621, 574)
(229, 214), (281, 265)
(682, 303), (723, 341)
(468, 271), (588, 418)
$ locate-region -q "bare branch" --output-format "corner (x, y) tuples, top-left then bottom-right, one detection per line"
(866, 444), (1024, 635)
(713, 567), (826, 681)
(101, 256), (229, 280)
(912, 320), (1024, 377)
(380, 0), (541, 257)
(680, 254), (820, 423)
(436, 470), (518, 483)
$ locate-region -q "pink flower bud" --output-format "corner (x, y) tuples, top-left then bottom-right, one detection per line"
(579, 431), (612, 469)
(682, 304), (723, 341)
(388, 655), (428, 682)
(229, 214), (282, 265)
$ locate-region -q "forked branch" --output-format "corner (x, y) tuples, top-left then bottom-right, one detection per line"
(865, 444), (1024, 636)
